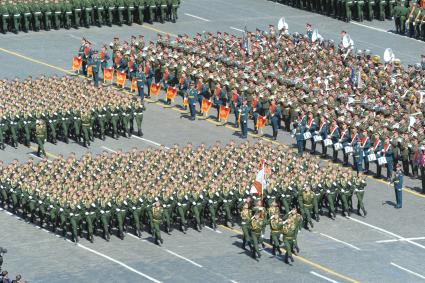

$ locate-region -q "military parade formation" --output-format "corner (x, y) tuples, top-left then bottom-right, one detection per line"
(0, 141), (365, 262)
(0, 76), (145, 153)
(71, 24), (425, 189)
(0, 0), (181, 34)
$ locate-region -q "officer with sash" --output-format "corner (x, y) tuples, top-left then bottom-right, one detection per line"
(187, 81), (198, 121)
(239, 98), (250, 139)
(391, 163), (403, 209)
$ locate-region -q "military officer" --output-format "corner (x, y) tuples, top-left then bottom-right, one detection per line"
(391, 163), (403, 208)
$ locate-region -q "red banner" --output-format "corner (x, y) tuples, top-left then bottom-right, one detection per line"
(166, 86), (177, 100)
(72, 56), (82, 71)
(150, 83), (160, 96)
(219, 106), (230, 121)
(256, 115), (267, 129)
(87, 66), (93, 77)
(131, 77), (137, 92)
(103, 67), (114, 82)
(201, 98), (212, 113)
(116, 71), (127, 87)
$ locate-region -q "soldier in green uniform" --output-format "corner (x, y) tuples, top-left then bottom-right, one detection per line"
(156, 0), (166, 23)
(365, 0), (375, 20)
(0, 3), (9, 33)
(81, 0), (93, 27)
(115, 0), (125, 25)
(52, 0), (62, 29)
(92, 0), (104, 26)
(393, 2), (402, 33)
(19, 1), (32, 32)
(105, 0), (114, 26)
(0, 117), (5, 150)
(134, 101), (144, 137)
(301, 186), (314, 229)
(269, 213), (283, 256)
(377, 0), (387, 20)
(41, 0), (52, 30)
(81, 110), (92, 147)
(151, 201), (164, 245)
(249, 211), (263, 259)
(125, 0), (136, 25)
(35, 120), (46, 157)
(9, 1), (20, 34)
(62, 0), (73, 29)
(240, 201), (252, 250)
(282, 217), (296, 264)
(134, 0), (144, 24)
(99, 196), (112, 241)
(71, 0), (82, 28)
(146, 0), (155, 23)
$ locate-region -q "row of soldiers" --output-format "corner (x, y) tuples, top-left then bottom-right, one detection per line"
(0, 76), (145, 153)
(0, 0), (180, 34)
(292, 110), (425, 182)
(393, 2), (425, 40)
(0, 142), (365, 256)
(269, 0), (403, 22)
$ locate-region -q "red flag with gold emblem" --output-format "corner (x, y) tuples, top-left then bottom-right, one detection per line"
(116, 71), (127, 87)
(72, 56), (82, 71)
(103, 67), (114, 82)
(87, 66), (93, 77)
(150, 82), (160, 96)
(131, 77), (138, 92)
(256, 115), (267, 129)
(166, 86), (177, 100)
(219, 105), (231, 121)
(201, 98), (212, 113)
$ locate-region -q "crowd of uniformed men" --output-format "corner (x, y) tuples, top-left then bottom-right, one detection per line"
(75, 24), (425, 190)
(393, 2), (425, 40)
(270, 0), (425, 25)
(0, 0), (180, 34)
(0, 141), (366, 262)
(0, 76), (145, 154)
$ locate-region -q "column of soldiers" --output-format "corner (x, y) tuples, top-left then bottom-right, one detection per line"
(393, 2), (425, 40)
(0, 141), (365, 263)
(0, 0), (181, 34)
(269, 0), (400, 21)
(0, 76), (145, 153)
(85, 27), (425, 191)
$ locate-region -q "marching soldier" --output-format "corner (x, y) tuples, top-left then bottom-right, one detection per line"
(35, 120), (46, 157)
(391, 163), (403, 209)
(152, 201), (164, 245)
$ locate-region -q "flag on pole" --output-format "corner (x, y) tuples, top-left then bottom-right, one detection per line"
(250, 160), (267, 195)
(103, 67), (114, 83)
(72, 56), (82, 71)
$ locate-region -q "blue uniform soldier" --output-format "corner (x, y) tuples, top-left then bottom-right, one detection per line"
(230, 89), (241, 128)
(187, 82), (198, 121)
(360, 129), (371, 174)
(318, 116), (329, 157)
(391, 163), (403, 209)
(381, 136), (394, 181)
(88, 50), (101, 87)
(136, 65), (147, 101)
(294, 121), (305, 156)
(239, 99), (250, 139)
(268, 99), (280, 140)
(252, 95), (262, 135)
